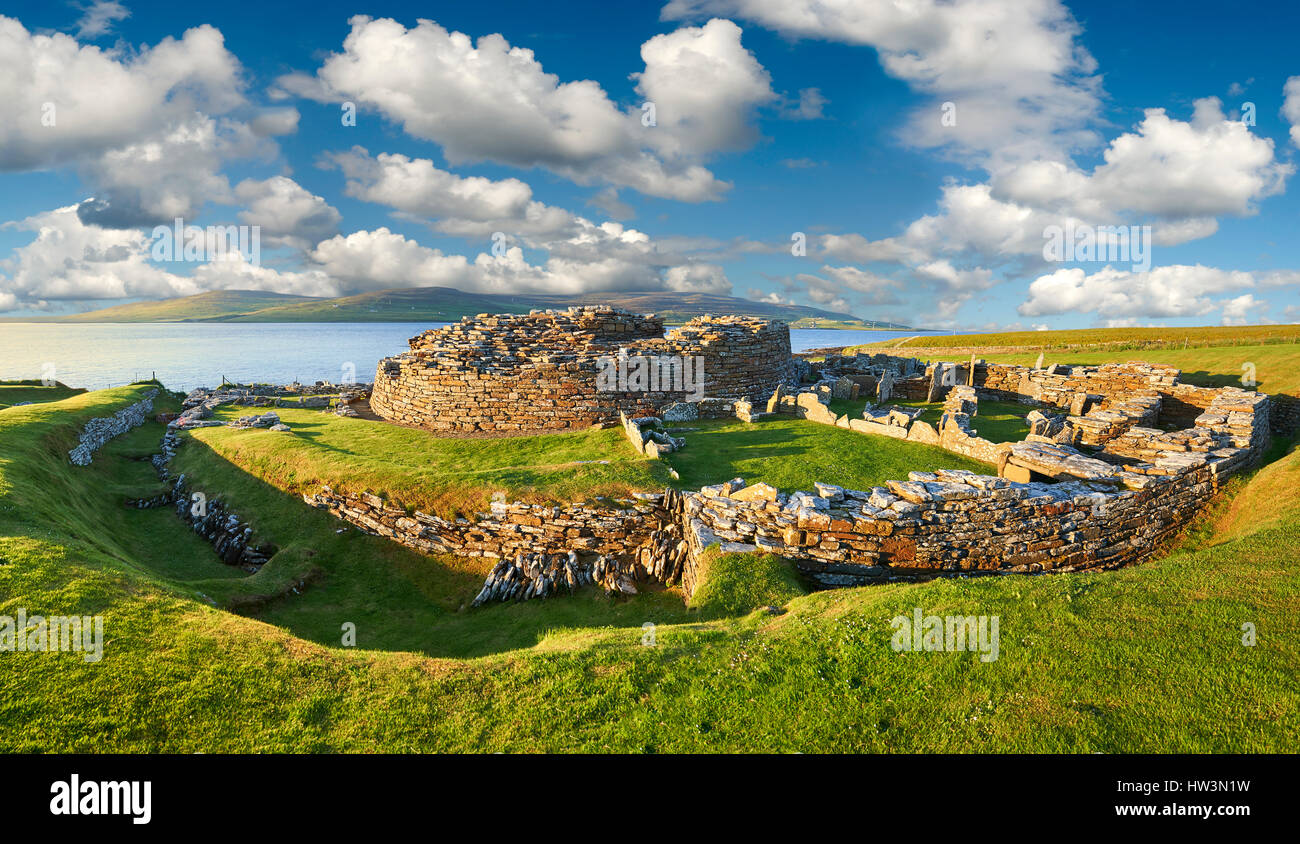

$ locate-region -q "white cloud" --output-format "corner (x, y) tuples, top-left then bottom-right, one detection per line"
(0, 203), (340, 303)
(307, 226), (671, 296)
(74, 1), (129, 39)
(1220, 293), (1266, 325)
(327, 147), (575, 238)
(746, 287), (792, 305)
(634, 19), (775, 157)
(278, 16), (769, 201)
(820, 101), (1292, 300)
(1283, 76), (1300, 148)
(250, 108), (300, 137)
(664, 263), (731, 293)
(1018, 264), (1261, 321)
(77, 114), (272, 228)
(234, 176), (341, 250)
(665, 0), (1104, 163)
(779, 87), (826, 120)
(0, 18), (244, 172)
(1077, 99), (1290, 218)
(0, 204), (197, 301)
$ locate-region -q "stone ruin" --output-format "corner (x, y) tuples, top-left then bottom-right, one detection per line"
(369, 306), (796, 433)
(302, 351), (1278, 600)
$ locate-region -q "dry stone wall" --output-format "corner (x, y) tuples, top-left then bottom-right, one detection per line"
(295, 351), (1274, 604)
(370, 307), (794, 433)
(301, 486), (697, 602)
(68, 388), (158, 465)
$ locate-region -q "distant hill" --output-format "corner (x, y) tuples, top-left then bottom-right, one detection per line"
(47, 290), (322, 322)
(26, 287), (911, 329)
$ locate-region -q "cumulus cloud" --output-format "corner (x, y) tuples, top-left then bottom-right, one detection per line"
(779, 87), (826, 121)
(250, 108), (300, 137)
(1, 204), (199, 301)
(327, 147), (576, 238)
(665, 0), (1104, 163)
(306, 226), (670, 296)
(1283, 76), (1300, 148)
(0, 18), (245, 172)
(278, 16), (773, 201)
(817, 101), (1292, 321)
(664, 263), (731, 293)
(77, 114), (273, 228)
(633, 18), (775, 157)
(234, 176), (341, 250)
(0, 203), (339, 303)
(1018, 264), (1262, 321)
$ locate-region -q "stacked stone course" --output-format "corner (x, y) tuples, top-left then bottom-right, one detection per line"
(369, 307), (794, 433)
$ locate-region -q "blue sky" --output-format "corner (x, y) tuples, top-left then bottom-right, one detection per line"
(1, 0), (1298, 329)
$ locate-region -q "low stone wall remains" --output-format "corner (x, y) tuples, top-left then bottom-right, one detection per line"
(68, 388), (158, 465)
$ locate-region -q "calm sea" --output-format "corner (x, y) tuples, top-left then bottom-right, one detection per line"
(0, 323), (951, 392)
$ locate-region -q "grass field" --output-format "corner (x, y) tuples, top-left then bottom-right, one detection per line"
(188, 404), (674, 518)
(864, 324), (1300, 352)
(1, 385), (1297, 752)
(0, 380), (85, 410)
(888, 398), (1033, 443)
(846, 340), (1300, 399)
(661, 409), (992, 490)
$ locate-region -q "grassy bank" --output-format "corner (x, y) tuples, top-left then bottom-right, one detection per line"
(1, 387), (1296, 752)
(188, 404), (673, 518)
(0, 380), (85, 410)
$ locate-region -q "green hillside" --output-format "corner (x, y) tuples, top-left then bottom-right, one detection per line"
(24, 286), (906, 328)
(47, 290), (323, 323)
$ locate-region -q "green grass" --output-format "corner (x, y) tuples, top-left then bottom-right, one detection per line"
(1, 386), (1297, 752)
(0, 380), (85, 410)
(188, 404), (674, 519)
(889, 398), (1032, 443)
(859, 324), (1300, 352)
(662, 411), (993, 491)
(968, 345), (1300, 398)
(850, 335), (1300, 398)
(688, 550), (807, 616)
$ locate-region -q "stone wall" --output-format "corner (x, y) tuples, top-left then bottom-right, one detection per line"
(1269, 393), (1300, 435)
(370, 307), (794, 433)
(293, 354), (1273, 604)
(68, 388), (158, 465)
(301, 486), (697, 602)
(127, 427), (279, 571)
(681, 458), (1228, 588)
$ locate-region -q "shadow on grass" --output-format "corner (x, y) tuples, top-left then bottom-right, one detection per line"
(168, 434), (699, 659)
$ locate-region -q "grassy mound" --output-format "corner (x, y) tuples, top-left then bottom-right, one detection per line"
(1, 386), (1296, 752)
(688, 549), (807, 616)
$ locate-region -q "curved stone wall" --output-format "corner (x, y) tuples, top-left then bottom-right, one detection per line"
(370, 307), (795, 433)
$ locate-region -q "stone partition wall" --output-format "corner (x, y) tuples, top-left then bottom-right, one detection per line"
(370, 307), (795, 433)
